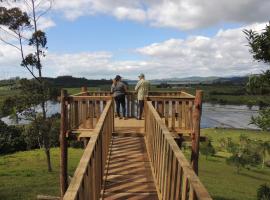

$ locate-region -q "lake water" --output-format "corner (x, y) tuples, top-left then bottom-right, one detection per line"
(1, 102), (259, 129)
(201, 103), (259, 129)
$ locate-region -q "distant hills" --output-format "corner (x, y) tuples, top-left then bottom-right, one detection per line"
(131, 76), (248, 85)
(0, 75), (249, 87)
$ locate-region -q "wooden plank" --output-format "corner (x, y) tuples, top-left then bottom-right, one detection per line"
(69, 96), (112, 101)
(144, 101), (212, 200)
(78, 130), (97, 139)
(103, 135), (159, 200)
(37, 195), (60, 200)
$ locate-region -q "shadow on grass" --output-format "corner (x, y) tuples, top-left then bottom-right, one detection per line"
(238, 171), (269, 182)
(213, 196), (237, 200)
(205, 156), (222, 163)
(251, 168), (270, 174)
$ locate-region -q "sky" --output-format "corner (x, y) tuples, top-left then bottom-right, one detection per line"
(0, 0), (269, 80)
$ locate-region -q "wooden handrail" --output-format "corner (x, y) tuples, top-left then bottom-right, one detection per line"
(145, 101), (212, 200)
(63, 100), (114, 200)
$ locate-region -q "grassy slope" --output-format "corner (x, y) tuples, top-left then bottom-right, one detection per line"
(0, 148), (83, 200)
(197, 128), (270, 200)
(0, 129), (269, 200)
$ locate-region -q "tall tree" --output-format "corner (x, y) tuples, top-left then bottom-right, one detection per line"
(0, 0), (53, 171)
(244, 22), (270, 131)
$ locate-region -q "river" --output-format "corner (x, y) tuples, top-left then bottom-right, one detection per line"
(1, 102), (259, 129)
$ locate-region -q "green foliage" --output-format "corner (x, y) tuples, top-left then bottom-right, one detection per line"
(244, 22), (270, 64)
(0, 120), (26, 154)
(257, 184), (270, 200)
(200, 138), (215, 159)
(23, 114), (60, 150)
(245, 22), (270, 131)
(220, 135), (263, 173)
(251, 108), (270, 131)
(0, 7), (31, 30)
(0, 79), (60, 119)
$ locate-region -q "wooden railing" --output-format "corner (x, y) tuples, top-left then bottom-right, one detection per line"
(73, 89), (193, 119)
(66, 95), (112, 130)
(63, 100), (114, 200)
(145, 101), (212, 200)
(147, 96), (195, 132)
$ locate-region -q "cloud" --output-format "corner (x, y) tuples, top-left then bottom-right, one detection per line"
(135, 22), (268, 77)
(0, 23), (268, 80)
(53, 0), (270, 30)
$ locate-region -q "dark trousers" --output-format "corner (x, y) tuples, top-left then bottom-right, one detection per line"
(138, 100), (144, 119)
(115, 95), (126, 117)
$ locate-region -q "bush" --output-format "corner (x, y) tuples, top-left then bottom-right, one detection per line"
(200, 139), (215, 160)
(257, 184), (270, 200)
(0, 120), (26, 154)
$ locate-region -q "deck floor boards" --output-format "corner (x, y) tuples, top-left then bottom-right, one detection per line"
(103, 135), (159, 200)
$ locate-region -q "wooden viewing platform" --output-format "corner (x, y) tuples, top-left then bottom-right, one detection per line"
(59, 88), (212, 200)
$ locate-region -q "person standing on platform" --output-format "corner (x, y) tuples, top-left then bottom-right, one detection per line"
(111, 75), (128, 119)
(135, 73), (150, 120)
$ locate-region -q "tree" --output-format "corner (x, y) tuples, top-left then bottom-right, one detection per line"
(0, 0), (53, 171)
(200, 138), (215, 160)
(225, 136), (262, 173)
(244, 22), (270, 131)
(257, 184), (270, 200)
(256, 140), (270, 169)
(0, 119), (26, 154)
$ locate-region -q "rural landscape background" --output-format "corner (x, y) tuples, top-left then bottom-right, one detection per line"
(0, 0), (270, 200)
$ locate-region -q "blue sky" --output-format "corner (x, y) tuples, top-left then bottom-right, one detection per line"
(0, 0), (269, 79)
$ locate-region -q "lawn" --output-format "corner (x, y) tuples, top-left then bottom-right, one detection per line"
(0, 129), (270, 200)
(197, 128), (270, 200)
(0, 148), (83, 200)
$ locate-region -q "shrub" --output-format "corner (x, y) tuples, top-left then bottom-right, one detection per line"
(0, 120), (26, 154)
(257, 184), (270, 200)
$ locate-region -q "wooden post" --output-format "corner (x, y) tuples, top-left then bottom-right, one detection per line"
(81, 87), (87, 128)
(60, 89), (68, 197)
(81, 86), (88, 94)
(191, 90), (203, 175)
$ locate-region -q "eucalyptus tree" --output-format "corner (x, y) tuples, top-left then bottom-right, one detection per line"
(0, 0), (54, 171)
(244, 22), (270, 131)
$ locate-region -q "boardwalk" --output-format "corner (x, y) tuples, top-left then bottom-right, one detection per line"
(60, 89), (212, 200)
(103, 135), (159, 200)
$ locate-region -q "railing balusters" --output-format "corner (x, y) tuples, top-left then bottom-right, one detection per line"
(145, 101), (212, 200)
(63, 100), (114, 200)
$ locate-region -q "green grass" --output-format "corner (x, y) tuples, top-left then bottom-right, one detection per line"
(0, 148), (83, 200)
(195, 128), (270, 200)
(198, 155), (270, 200)
(201, 128), (270, 147)
(1, 129), (270, 200)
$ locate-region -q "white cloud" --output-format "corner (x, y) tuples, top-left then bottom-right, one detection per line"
(0, 23), (269, 80)
(53, 0), (270, 30)
(135, 22), (269, 77)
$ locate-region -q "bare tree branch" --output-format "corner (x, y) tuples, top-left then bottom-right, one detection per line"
(18, 31), (41, 82)
(0, 37), (21, 50)
(0, 26), (19, 40)
(36, 0), (52, 21)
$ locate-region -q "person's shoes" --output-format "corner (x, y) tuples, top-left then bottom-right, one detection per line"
(119, 116), (122, 119)
(124, 117), (128, 120)
(137, 117), (142, 120)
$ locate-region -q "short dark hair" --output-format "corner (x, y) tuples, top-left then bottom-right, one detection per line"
(115, 75), (121, 81)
